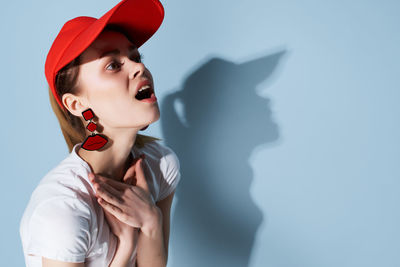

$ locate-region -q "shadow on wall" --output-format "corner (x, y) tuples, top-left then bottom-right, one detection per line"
(161, 50), (287, 267)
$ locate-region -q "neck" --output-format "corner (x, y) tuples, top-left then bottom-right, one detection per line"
(77, 128), (139, 182)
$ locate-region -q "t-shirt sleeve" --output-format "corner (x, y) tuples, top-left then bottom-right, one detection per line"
(157, 146), (182, 201)
(26, 196), (92, 263)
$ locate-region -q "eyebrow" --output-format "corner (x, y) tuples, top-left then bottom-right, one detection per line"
(98, 45), (137, 59)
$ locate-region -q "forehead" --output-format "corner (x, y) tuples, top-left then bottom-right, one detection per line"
(79, 30), (137, 62)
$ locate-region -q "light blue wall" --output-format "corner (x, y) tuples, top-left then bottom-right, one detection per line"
(1, 0), (399, 266)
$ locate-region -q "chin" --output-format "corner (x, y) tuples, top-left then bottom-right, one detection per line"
(151, 107), (161, 119)
(139, 110), (160, 127)
(149, 111), (161, 124)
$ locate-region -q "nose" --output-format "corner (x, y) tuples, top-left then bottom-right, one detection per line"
(127, 60), (146, 80)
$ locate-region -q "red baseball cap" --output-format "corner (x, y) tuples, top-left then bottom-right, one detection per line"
(45, 0), (164, 111)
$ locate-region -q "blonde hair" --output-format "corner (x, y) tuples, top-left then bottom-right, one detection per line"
(48, 27), (162, 153)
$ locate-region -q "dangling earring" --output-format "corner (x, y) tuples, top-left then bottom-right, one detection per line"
(81, 108), (108, 151)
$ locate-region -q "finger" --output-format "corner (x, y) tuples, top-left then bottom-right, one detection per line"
(122, 154), (144, 185)
(135, 158), (150, 192)
(122, 158), (139, 186)
(89, 173), (128, 191)
(94, 180), (122, 198)
(97, 198), (125, 219)
(124, 177), (135, 186)
(94, 183), (123, 206)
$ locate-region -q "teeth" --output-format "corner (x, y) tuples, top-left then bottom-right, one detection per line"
(138, 85), (151, 92)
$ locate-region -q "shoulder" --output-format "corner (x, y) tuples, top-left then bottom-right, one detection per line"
(139, 141), (181, 201)
(32, 153), (94, 202)
(20, 151), (96, 261)
(29, 196), (93, 236)
(139, 140), (180, 173)
(24, 161), (95, 245)
(139, 140), (179, 159)
(27, 160), (95, 230)
(24, 196), (93, 261)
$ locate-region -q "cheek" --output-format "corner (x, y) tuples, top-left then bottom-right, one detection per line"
(91, 96), (139, 127)
(90, 86), (135, 118)
(79, 68), (151, 125)
(83, 73), (129, 101)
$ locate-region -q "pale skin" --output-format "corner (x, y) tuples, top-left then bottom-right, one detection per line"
(41, 30), (175, 267)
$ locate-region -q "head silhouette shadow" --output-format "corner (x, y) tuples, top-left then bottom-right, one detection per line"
(160, 49), (287, 267)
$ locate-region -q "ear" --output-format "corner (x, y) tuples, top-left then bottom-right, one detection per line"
(62, 93), (88, 117)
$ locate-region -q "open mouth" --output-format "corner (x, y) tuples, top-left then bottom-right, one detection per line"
(135, 85), (153, 100)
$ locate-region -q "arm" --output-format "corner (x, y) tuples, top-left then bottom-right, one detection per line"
(42, 257), (85, 267)
(155, 191), (175, 260)
(136, 191), (175, 267)
(108, 237), (136, 267)
(42, 237), (136, 267)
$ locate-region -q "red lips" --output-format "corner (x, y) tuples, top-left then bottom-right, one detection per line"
(81, 134), (108, 151)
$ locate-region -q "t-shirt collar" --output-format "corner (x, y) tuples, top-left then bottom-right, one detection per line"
(71, 142), (137, 175)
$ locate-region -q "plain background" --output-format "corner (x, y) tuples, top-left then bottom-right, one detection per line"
(1, 0), (399, 266)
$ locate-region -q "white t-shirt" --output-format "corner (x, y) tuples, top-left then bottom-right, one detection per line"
(19, 140), (181, 267)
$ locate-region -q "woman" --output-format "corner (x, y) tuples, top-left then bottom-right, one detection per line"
(19, 0), (181, 266)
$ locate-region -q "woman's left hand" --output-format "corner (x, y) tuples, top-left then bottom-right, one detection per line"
(89, 155), (161, 237)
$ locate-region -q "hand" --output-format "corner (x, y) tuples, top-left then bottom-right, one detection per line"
(89, 157), (142, 241)
(103, 201), (140, 244)
(89, 155), (161, 237)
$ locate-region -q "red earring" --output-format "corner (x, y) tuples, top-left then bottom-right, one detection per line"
(81, 108), (108, 151)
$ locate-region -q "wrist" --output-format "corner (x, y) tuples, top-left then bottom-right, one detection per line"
(117, 235), (136, 251)
(141, 205), (163, 238)
(109, 237), (136, 267)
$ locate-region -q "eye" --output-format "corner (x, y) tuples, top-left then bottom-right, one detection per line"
(105, 59), (123, 71)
